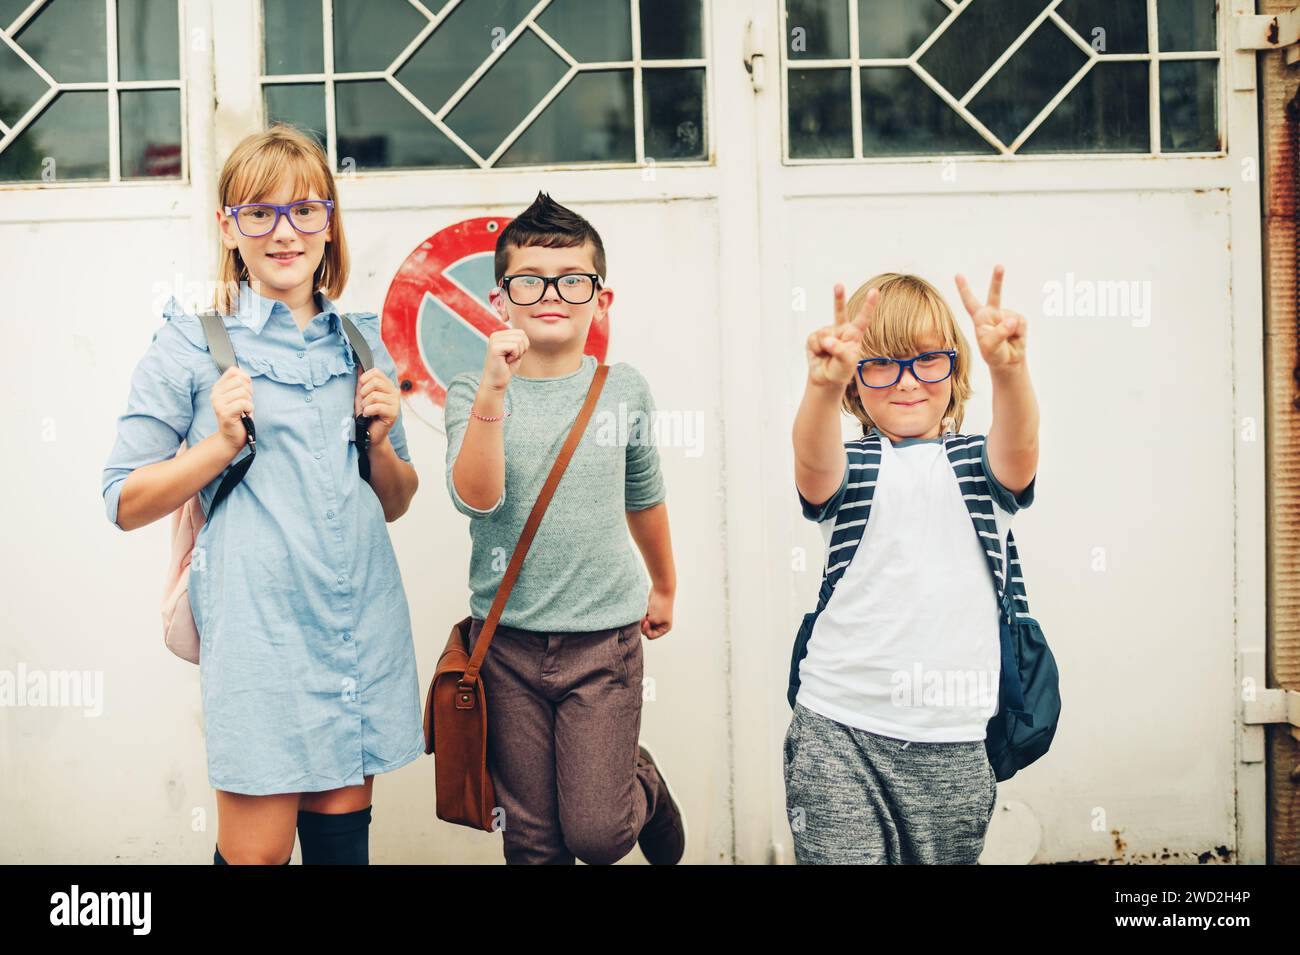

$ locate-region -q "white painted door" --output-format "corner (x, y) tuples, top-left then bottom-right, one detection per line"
(741, 0), (1267, 864)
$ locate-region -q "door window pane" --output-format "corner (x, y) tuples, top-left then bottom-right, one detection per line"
(537, 0), (632, 62)
(264, 83), (327, 147)
(264, 0), (323, 75)
(918, 0), (1041, 100)
(641, 0), (702, 59)
(498, 69), (633, 166)
(862, 67), (995, 156)
(0, 90), (108, 181)
(968, 20), (1088, 146)
(335, 79), (472, 170)
(0, 39), (50, 127)
(789, 68), (852, 159)
(396, 0), (538, 112)
(857, 0), (949, 59)
(0, 0), (30, 30)
(644, 67), (706, 160)
(444, 30), (569, 159)
(1056, 0), (1147, 54)
(333, 0), (425, 72)
(1157, 0), (1216, 52)
(1020, 61), (1149, 153)
(118, 0), (180, 82)
(1161, 59), (1218, 152)
(14, 0), (107, 83)
(120, 88), (181, 178)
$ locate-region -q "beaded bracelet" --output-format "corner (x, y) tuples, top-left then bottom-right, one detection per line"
(469, 408), (511, 423)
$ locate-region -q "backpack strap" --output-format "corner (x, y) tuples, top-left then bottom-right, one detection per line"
(1005, 531), (1030, 616)
(820, 433), (884, 594)
(339, 315), (375, 483)
(197, 311), (255, 516)
(942, 432), (1010, 612)
(943, 431), (1032, 723)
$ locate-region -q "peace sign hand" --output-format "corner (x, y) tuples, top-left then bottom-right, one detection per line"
(956, 265), (1027, 371)
(806, 284), (877, 388)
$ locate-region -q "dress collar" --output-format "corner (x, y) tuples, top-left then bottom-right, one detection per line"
(232, 282), (340, 336)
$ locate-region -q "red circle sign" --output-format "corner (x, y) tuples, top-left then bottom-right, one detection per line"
(382, 217), (610, 432)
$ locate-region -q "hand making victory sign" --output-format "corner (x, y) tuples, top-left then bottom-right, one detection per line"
(954, 264), (1039, 495)
(955, 264), (1027, 372)
(793, 282), (881, 510)
(806, 283), (879, 387)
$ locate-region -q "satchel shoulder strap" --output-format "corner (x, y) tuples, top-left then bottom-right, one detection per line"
(462, 363), (611, 686)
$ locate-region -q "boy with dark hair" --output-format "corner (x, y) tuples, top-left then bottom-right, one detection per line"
(444, 191), (685, 865)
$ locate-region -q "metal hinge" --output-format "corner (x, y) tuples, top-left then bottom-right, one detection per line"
(1243, 688), (1300, 737)
(1240, 650), (1300, 762)
(1236, 4), (1300, 68)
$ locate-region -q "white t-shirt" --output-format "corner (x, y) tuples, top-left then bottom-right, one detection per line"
(796, 434), (1034, 742)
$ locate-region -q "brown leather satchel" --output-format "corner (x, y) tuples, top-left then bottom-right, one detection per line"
(424, 363), (610, 830)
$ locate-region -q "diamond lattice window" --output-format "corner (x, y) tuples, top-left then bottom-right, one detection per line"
(0, 0), (184, 183)
(784, 0), (1221, 160)
(261, 0), (709, 171)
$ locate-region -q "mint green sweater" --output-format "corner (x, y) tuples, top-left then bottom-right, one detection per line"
(444, 354), (666, 632)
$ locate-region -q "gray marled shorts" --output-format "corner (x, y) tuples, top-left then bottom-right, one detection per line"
(783, 701), (997, 864)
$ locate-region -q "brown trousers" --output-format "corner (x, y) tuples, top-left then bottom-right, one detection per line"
(466, 616), (661, 864)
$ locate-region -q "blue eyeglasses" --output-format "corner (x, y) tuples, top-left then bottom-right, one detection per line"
(857, 350), (957, 389)
(224, 199), (334, 238)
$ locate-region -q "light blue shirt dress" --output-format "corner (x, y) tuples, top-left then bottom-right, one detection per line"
(101, 284), (424, 795)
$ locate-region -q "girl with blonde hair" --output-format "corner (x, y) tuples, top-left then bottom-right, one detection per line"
(786, 267), (1043, 864)
(102, 124), (423, 864)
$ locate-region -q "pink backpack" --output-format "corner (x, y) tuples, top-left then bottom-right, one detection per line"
(161, 485), (214, 663)
(159, 309), (375, 663)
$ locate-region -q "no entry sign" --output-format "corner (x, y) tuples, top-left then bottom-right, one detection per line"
(382, 217), (611, 432)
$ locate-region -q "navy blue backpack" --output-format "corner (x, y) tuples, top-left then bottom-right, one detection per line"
(787, 431), (1061, 782)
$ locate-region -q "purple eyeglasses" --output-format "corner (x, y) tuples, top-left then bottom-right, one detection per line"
(224, 199), (335, 238)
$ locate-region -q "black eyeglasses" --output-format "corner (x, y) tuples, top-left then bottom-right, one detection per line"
(856, 350), (957, 389)
(499, 273), (601, 306)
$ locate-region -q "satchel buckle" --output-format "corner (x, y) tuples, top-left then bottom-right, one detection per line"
(455, 679), (476, 710)
(999, 589), (1015, 622)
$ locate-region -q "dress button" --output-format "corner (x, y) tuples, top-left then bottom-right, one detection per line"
(314, 451), (322, 460)
(342, 632), (351, 642)
(297, 350), (305, 358)
(326, 510), (335, 519)
(336, 575), (346, 585)
(305, 394), (313, 403)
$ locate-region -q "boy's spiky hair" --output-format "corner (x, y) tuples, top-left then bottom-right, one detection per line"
(494, 191), (607, 283)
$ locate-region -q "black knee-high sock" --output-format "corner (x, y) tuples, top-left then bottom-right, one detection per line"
(296, 806), (372, 865)
(213, 844), (291, 864)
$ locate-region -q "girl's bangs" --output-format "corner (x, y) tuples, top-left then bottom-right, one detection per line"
(225, 144), (330, 207)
